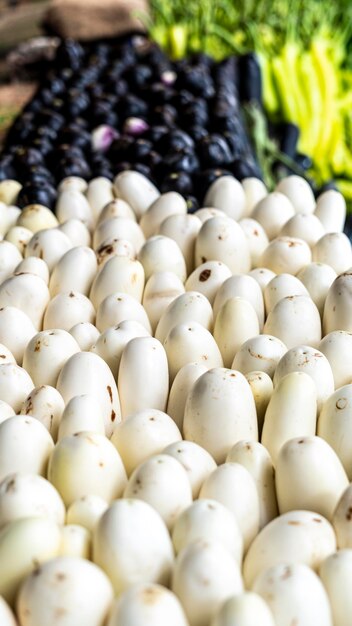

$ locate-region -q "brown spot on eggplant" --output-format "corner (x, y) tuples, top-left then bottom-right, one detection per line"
(111, 410), (116, 422)
(336, 397), (347, 410)
(199, 269), (211, 282)
(107, 385), (113, 403)
(346, 506), (352, 521)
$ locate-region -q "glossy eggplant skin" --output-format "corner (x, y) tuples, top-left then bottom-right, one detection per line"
(0, 34), (265, 208)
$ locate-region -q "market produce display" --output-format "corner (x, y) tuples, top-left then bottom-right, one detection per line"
(0, 23), (352, 626)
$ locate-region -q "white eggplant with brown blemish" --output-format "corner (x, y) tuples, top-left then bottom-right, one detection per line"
(184, 368), (257, 463)
(279, 213), (325, 247)
(213, 274), (264, 329)
(276, 175), (316, 215)
(49, 246), (97, 296)
(155, 291), (213, 345)
(111, 408), (181, 477)
(48, 432), (127, 507)
(0, 473), (65, 529)
(248, 267), (276, 292)
(261, 372), (317, 465)
(66, 494), (108, 532)
(203, 175), (246, 220)
(138, 235), (187, 283)
(5, 225), (33, 255)
(243, 509), (336, 588)
(14, 255), (50, 284)
(232, 334), (287, 378)
(210, 592), (275, 626)
(17, 203), (59, 233)
(123, 454), (192, 530)
(245, 371), (273, 435)
(226, 439), (278, 529)
(260, 236), (312, 275)
(274, 345), (334, 412)
(93, 499), (174, 594)
(319, 330), (352, 389)
(312, 232), (352, 274)
(253, 563), (332, 626)
(251, 192), (295, 240)
(96, 292), (151, 334)
(194, 215), (251, 274)
(164, 322), (222, 384)
(0, 272), (50, 329)
(17, 555), (114, 626)
(57, 351), (120, 436)
(314, 189), (346, 232)
(214, 297), (259, 367)
(323, 271), (352, 334)
(23, 329), (80, 387)
(139, 191), (187, 238)
(93, 216), (145, 252)
(275, 436), (348, 520)
(107, 583), (189, 626)
(142, 271), (185, 333)
(172, 499), (243, 564)
(0, 517), (61, 606)
(332, 484), (352, 548)
(319, 550), (352, 626)
(263, 273), (309, 315)
(185, 260), (232, 304)
(296, 262), (337, 316)
(172, 539), (243, 626)
(96, 237), (136, 267)
(43, 291), (96, 332)
(0, 306), (36, 364)
(263, 295), (321, 349)
(0, 415), (53, 481)
(318, 384), (352, 478)
(20, 384), (64, 442)
(118, 336), (169, 419)
(199, 462), (260, 552)
(167, 362), (208, 432)
(0, 343), (15, 366)
(238, 218), (269, 269)
(0, 363), (34, 413)
(163, 440), (216, 498)
(89, 255), (145, 309)
(25, 228), (72, 272)
(55, 189), (94, 231)
(113, 171), (160, 219)
(96, 198), (137, 225)
(69, 321), (99, 351)
(57, 394), (105, 440)
(91, 319), (150, 381)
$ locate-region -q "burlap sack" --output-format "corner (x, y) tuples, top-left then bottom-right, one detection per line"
(43, 0), (149, 41)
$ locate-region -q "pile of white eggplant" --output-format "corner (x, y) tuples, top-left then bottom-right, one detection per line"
(0, 171), (351, 626)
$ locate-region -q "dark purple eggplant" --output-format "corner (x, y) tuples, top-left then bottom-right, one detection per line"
(160, 171), (194, 195)
(238, 52), (263, 107)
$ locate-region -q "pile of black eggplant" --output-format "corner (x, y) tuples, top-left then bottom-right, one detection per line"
(0, 35), (267, 212)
